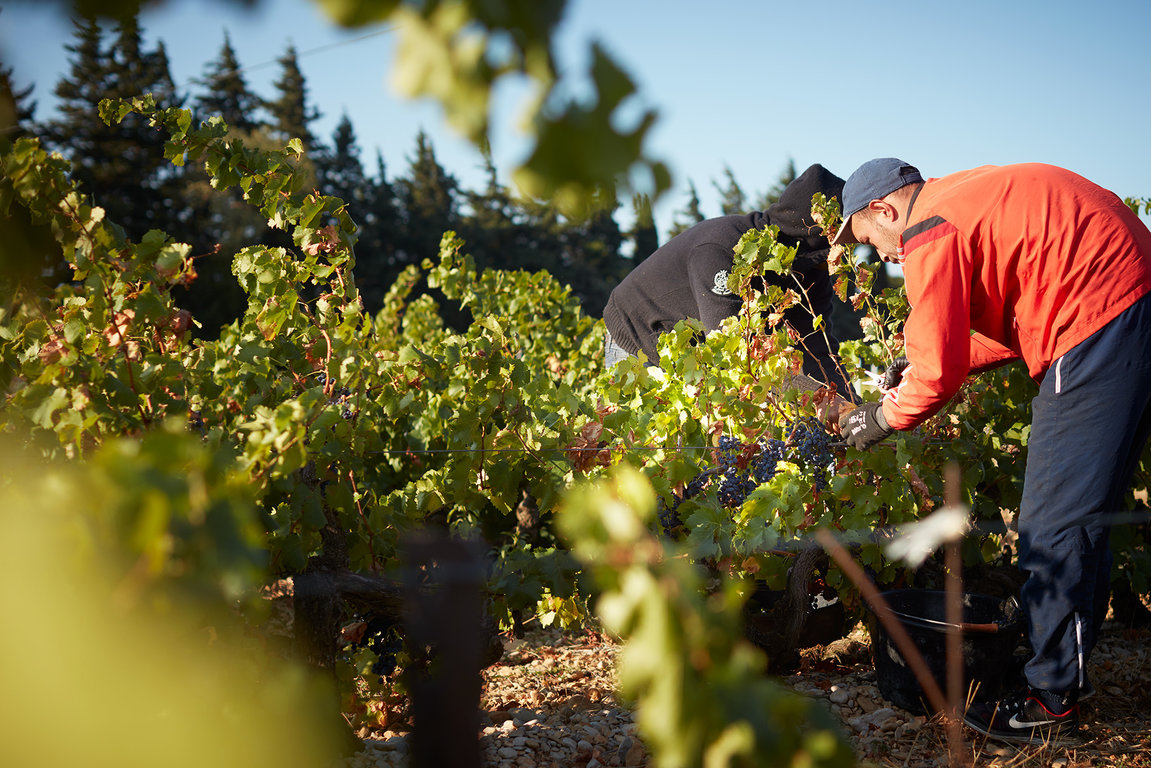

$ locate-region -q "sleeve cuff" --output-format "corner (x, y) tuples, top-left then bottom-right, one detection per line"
(875, 401), (890, 431)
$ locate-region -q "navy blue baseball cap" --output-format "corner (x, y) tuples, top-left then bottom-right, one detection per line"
(832, 158), (923, 245)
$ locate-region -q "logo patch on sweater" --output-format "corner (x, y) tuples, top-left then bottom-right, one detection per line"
(711, 270), (733, 296)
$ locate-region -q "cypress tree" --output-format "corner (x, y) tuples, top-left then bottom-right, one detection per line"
(461, 150), (573, 283)
(164, 29), (265, 335)
(461, 152), (517, 271)
(556, 187), (624, 317)
(45, 18), (108, 170)
(390, 130), (463, 323)
(352, 150), (401, 310)
(314, 115), (400, 309)
(316, 113), (368, 207)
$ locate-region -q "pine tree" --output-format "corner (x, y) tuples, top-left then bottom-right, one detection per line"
(461, 153), (511, 270)
(313, 115), (402, 309)
(195, 32), (259, 131)
(463, 149), (578, 285)
(714, 165), (746, 215)
(628, 192), (659, 260)
(316, 114), (368, 207)
(45, 18), (108, 169)
(0, 67), (61, 290)
(352, 150), (401, 310)
(1, 66), (37, 146)
(754, 157), (798, 210)
(44, 15), (184, 241)
(395, 130), (459, 265)
(265, 44), (321, 150)
(666, 179), (704, 238)
(555, 187), (624, 317)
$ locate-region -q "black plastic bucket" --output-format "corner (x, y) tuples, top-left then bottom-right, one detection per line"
(867, 589), (1024, 715)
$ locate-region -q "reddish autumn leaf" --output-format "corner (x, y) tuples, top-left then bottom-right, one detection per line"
(103, 309), (135, 347)
(340, 620), (368, 645)
(580, 422), (603, 443)
(566, 421), (612, 473)
(302, 225), (341, 256)
(38, 338), (65, 364)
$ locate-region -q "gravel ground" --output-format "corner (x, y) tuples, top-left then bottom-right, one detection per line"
(342, 618), (1151, 768)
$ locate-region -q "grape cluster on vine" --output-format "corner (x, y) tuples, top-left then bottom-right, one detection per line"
(658, 463), (715, 535)
(716, 435), (758, 508)
(666, 418), (839, 514)
(715, 434), (795, 509)
(319, 372), (357, 420)
(346, 614), (404, 678)
(784, 416), (835, 490)
(656, 496), (683, 536)
(753, 438), (786, 484)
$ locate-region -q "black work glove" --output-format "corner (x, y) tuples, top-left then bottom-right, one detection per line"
(881, 356), (910, 391)
(838, 401), (894, 450)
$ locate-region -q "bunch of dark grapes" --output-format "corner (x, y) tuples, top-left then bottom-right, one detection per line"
(656, 467), (711, 535)
(785, 416), (835, 489)
(658, 468), (713, 535)
(660, 435), (786, 510)
(348, 614), (405, 677)
(656, 496), (683, 536)
(713, 435), (758, 509)
(713, 420), (837, 508)
(664, 420), (838, 518)
(319, 373), (357, 420)
(753, 438), (786, 484)
(684, 471), (710, 499)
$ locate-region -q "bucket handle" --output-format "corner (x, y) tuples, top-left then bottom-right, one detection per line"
(884, 608), (1004, 634)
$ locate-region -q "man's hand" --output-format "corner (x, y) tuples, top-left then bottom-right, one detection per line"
(881, 357), (910, 392)
(838, 402), (894, 450)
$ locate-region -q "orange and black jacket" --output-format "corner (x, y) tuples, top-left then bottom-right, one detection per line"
(883, 163), (1151, 431)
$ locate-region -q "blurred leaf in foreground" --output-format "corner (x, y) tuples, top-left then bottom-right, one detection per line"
(0, 429), (340, 768)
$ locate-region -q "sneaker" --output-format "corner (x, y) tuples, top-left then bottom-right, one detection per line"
(962, 688), (1079, 745)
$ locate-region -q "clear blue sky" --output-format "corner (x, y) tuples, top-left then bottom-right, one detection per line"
(3, 0), (1150, 239)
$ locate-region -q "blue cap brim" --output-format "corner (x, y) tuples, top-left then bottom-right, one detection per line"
(832, 213), (855, 246)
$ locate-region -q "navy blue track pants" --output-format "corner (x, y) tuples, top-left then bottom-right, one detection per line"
(1019, 290), (1151, 695)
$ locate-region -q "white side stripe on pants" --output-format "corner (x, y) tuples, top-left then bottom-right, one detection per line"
(1075, 611), (1085, 691)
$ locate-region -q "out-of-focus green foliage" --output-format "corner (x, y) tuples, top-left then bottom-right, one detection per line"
(0, 429), (340, 768)
(559, 466), (854, 768)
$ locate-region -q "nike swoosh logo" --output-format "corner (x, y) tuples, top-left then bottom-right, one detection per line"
(1007, 713), (1060, 729)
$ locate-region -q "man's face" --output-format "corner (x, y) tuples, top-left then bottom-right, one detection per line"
(850, 207), (903, 263)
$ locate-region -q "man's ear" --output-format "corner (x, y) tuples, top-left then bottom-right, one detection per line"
(868, 198), (898, 223)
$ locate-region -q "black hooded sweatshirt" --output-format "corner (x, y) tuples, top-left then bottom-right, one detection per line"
(602, 163), (849, 389)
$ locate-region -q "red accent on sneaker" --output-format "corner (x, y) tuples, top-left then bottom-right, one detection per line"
(1030, 696), (1077, 719)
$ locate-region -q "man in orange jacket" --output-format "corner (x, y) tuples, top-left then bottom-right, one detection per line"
(834, 158), (1151, 744)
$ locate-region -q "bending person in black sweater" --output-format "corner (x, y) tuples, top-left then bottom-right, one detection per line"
(602, 163), (854, 402)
